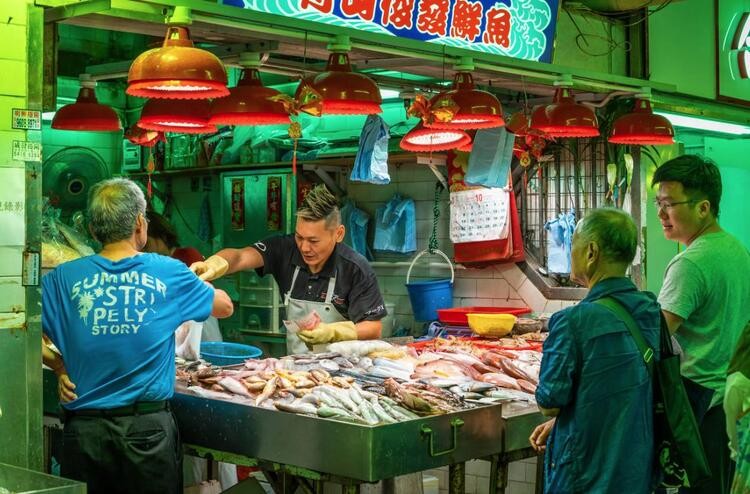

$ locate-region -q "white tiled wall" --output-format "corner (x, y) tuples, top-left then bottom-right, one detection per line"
(346, 162), (579, 331)
(424, 457), (539, 494)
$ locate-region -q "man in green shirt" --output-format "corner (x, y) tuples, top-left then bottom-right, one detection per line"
(653, 155), (750, 493)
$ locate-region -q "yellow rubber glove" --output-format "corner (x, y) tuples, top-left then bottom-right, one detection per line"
(190, 255), (229, 281)
(297, 321), (358, 346)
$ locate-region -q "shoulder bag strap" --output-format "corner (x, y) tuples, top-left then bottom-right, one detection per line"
(593, 297), (655, 376)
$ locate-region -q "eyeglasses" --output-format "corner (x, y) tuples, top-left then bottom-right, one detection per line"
(653, 199), (695, 212)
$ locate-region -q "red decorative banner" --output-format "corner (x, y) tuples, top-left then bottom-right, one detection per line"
(267, 176), (282, 231)
(231, 178), (245, 231)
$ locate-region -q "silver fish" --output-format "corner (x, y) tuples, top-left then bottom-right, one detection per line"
(458, 381), (497, 393)
(319, 359), (341, 372)
(274, 400), (319, 416)
(369, 398), (396, 424)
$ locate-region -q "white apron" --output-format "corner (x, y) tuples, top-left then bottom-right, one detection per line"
(284, 266), (346, 355)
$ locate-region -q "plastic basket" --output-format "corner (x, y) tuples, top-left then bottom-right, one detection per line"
(200, 342), (262, 366)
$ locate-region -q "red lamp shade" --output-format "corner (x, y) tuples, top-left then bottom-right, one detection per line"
(210, 68), (290, 126)
(531, 88), (600, 138)
(427, 72), (504, 130)
(127, 26), (228, 100)
(608, 99), (675, 145)
(51, 86), (121, 132)
(138, 98), (217, 134)
(457, 130), (476, 152)
(300, 53), (382, 115)
(400, 122), (471, 152)
(506, 111), (530, 136)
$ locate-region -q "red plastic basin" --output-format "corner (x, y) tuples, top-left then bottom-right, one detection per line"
(437, 306), (532, 326)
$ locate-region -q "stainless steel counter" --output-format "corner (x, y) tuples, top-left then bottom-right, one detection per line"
(43, 369), (546, 492)
(172, 392), (513, 482)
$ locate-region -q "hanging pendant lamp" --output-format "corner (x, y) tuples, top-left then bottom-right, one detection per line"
(427, 58), (504, 130)
(138, 98), (217, 134)
(457, 130), (476, 152)
(400, 122), (471, 152)
(127, 7), (228, 100)
(52, 74), (122, 132)
(608, 90), (674, 145)
(210, 52), (290, 126)
(297, 35), (381, 115)
(530, 77), (599, 138)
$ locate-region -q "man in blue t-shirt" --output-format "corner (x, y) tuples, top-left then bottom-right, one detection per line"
(42, 178), (233, 494)
(529, 208), (660, 493)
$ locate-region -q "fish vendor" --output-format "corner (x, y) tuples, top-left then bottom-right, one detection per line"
(192, 184), (386, 354)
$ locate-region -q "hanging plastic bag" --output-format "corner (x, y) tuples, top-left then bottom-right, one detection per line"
(544, 209), (576, 275)
(175, 320), (203, 361)
(373, 194), (416, 253)
(351, 115), (390, 184)
(465, 127), (515, 188)
(341, 199), (371, 259)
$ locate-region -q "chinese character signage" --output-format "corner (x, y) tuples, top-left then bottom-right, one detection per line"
(231, 178), (245, 231)
(11, 140), (42, 162)
(267, 176), (282, 231)
(0, 168), (25, 246)
(11, 108), (41, 130)
(717, 0), (750, 104)
(222, 0), (559, 63)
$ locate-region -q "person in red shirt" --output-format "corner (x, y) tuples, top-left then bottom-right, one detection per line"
(144, 211), (204, 266)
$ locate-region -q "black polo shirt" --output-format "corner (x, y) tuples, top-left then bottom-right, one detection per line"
(252, 235), (386, 323)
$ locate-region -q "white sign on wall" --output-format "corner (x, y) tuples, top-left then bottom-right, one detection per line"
(11, 140), (42, 162)
(0, 167), (25, 246)
(11, 108), (41, 130)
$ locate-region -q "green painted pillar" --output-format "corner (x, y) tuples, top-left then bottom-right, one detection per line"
(0, 0), (44, 470)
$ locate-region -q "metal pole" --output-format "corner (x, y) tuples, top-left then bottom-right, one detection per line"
(492, 458), (509, 494)
(449, 462), (465, 494)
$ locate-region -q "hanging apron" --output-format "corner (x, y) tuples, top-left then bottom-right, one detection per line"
(284, 266), (346, 355)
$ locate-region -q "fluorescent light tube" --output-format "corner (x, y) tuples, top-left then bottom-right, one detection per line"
(379, 89), (400, 99)
(654, 111), (750, 135)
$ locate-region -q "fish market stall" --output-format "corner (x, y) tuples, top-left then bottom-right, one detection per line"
(170, 337), (547, 493)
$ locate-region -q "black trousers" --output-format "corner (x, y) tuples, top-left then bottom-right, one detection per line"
(61, 409), (182, 494)
(680, 379), (735, 494)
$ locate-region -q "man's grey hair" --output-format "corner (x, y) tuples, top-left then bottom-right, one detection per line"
(296, 184), (341, 229)
(88, 178), (147, 245)
(575, 208), (638, 265)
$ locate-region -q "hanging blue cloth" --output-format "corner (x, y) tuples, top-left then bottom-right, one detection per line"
(465, 127), (515, 188)
(544, 209), (576, 275)
(341, 199), (372, 260)
(373, 194), (416, 254)
(351, 115), (390, 184)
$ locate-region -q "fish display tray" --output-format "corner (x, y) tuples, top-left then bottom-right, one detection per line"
(171, 392), (518, 482)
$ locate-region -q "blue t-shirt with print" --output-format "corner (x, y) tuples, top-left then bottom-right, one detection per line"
(42, 253), (214, 410)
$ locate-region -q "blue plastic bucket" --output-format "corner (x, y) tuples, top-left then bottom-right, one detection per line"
(200, 342), (262, 366)
(406, 249), (455, 322)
